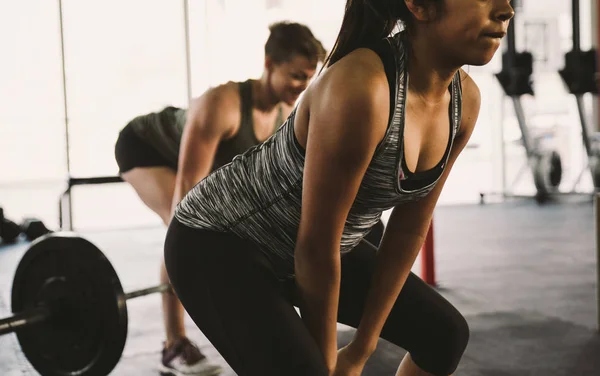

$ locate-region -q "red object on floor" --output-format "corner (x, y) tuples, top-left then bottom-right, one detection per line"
(421, 221), (436, 286)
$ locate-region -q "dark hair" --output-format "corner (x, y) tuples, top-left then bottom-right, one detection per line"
(325, 0), (437, 67)
(265, 21), (327, 64)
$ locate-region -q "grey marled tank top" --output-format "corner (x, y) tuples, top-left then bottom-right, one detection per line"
(175, 32), (463, 278)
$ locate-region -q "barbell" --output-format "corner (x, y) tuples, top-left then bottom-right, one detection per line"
(0, 232), (172, 376)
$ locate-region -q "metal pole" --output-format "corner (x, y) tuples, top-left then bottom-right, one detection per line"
(594, 0), (600, 134)
(596, 193), (600, 332)
(124, 283), (171, 300)
(573, 0), (581, 52)
(0, 307), (51, 336)
(58, 0), (74, 230)
(597, 0), (600, 134)
(506, 15), (517, 60)
(512, 97), (535, 158)
(183, 0), (193, 104)
(58, 0), (71, 175)
(576, 95), (593, 157)
(506, 12), (536, 160)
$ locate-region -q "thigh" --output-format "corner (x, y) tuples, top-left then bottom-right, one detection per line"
(121, 167), (176, 224)
(164, 220), (329, 376)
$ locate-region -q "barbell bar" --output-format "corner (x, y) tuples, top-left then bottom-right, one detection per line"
(0, 284), (171, 335)
(0, 306), (51, 336)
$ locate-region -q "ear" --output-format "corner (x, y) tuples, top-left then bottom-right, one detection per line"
(265, 55), (274, 71)
(404, 0), (437, 22)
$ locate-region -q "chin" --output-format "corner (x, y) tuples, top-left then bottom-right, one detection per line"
(468, 56), (494, 66)
(465, 49), (500, 66)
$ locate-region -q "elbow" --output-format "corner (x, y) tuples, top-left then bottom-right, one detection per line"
(175, 170), (204, 194)
(178, 174), (198, 189)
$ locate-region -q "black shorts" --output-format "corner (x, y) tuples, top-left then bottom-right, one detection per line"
(114, 122), (178, 174)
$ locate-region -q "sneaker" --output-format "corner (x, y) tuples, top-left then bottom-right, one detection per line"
(159, 337), (222, 376)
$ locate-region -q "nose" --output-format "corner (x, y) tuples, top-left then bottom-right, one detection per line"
(495, 1), (515, 22)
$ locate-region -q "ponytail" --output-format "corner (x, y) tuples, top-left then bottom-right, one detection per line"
(323, 0), (441, 68)
(324, 0), (404, 67)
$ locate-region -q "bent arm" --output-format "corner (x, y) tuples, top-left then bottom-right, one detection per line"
(170, 89), (235, 217)
(350, 72), (481, 357)
(294, 54), (390, 372)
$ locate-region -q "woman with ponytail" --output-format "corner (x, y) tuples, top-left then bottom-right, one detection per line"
(165, 1), (514, 375)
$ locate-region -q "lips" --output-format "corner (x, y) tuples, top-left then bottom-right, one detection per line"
(484, 31), (506, 38)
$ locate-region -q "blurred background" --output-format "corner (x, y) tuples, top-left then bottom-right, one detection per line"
(0, 0), (598, 230)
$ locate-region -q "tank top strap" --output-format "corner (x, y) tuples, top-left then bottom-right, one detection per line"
(238, 79), (257, 142)
(274, 105), (284, 132)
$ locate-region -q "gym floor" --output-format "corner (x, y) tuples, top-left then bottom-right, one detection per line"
(1, 198), (598, 376)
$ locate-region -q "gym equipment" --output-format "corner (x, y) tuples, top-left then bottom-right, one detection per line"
(0, 233), (172, 376)
(20, 218), (52, 241)
(494, 9), (563, 202)
(1, 208), (22, 244)
(559, 0), (600, 190)
(59, 175), (124, 231)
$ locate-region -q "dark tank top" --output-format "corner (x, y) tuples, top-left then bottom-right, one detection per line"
(129, 79), (283, 171)
(211, 80), (283, 170)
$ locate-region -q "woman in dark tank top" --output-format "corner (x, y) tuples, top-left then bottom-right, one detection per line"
(114, 21), (326, 376)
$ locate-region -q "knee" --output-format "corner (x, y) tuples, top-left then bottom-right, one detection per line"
(441, 311), (470, 369)
(412, 308), (470, 375)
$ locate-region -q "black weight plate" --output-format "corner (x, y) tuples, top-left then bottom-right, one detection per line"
(11, 233), (128, 376)
(1, 218), (21, 244)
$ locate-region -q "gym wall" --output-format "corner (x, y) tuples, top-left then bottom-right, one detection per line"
(1, 0), (597, 231)
(0, 0), (346, 230)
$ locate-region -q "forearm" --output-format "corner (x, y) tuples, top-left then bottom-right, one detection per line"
(170, 172), (208, 219)
(351, 232), (425, 354)
(295, 248), (341, 371)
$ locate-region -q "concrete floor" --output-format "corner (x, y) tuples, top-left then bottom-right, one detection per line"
(1, 197), (599, 375)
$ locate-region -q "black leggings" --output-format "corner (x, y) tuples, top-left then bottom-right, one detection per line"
(164, 220), (469, 376)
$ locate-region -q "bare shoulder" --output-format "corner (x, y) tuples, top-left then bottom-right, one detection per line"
(313, 49), (389, 100)
(307, 48), (390, 129)
(458, 69), (481, 137)
(292, 49), (391, 162)
(190, 82), (239, 116)
(187, 81), (240, 131)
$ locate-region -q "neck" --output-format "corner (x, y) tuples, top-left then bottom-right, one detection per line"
(405, 30), (460, 104)
(253, 74), (281, 111)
